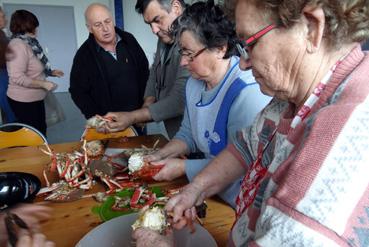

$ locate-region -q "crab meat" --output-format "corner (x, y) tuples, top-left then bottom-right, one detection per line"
(132, 206), (168, 233)
(128, 153), (145, 173)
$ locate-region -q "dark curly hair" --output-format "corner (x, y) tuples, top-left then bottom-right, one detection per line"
(172, 0), (238, 59)
(245, 0), (369, 48)
(10, 10), (39, 35)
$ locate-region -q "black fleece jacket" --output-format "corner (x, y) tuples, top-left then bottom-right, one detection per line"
(69, 28), (149, 119)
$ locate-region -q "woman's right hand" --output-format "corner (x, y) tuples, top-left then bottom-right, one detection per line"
(43, 81), (58, 91)
(165, 183), (205, 230)
(132, 228), (173, 247)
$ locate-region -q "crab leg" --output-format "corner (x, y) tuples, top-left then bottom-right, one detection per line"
(60, 159), (71, 178)
(114, 174), (130, 180)
(130, 187), (145, 208)
(101, 177), (117, 194)
(43, 169), (51, 187)
(142, 193), (156, 207)
(108, 178), (123, 189)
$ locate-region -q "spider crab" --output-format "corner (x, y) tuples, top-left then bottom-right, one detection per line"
(114, 140), (164, 181)
(38, 140), (136, 201)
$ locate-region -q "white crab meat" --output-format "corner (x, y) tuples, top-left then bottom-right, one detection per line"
(132, 206), (167, 232)
(128, 153), (145, 173)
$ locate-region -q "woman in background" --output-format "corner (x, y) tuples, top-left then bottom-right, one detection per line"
(6, 10), (63, 135)
(0, 7), (16, 123)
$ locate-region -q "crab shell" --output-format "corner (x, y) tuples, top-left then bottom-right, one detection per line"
(86, 116), (109, 128)
(85, 140), (105, 157)
(86, 116), (105, 128)
(131, 206), (168, 233)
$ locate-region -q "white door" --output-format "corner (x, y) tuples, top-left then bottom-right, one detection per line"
(3, 4), (77, 92)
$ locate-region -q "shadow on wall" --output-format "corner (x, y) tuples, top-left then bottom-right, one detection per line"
(47, 92), (169, 144)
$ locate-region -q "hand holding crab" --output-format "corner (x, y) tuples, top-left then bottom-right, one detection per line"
(97, 112), (135, 133)
(165, 183), (204, 230)
(132, 227), (173, 247)
(151, 159), (186, 182)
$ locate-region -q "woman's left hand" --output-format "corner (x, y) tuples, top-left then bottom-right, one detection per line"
(16, 233), (55, 247)
(0, 203), (52, 246)
(132, 228), (173, 247)
(51, 70), (64, 77)
(152, 158), (185, 181)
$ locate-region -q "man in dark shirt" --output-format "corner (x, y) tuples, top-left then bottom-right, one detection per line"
(69, 3), (149, 134)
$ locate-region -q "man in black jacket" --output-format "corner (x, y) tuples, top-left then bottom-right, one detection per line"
(69, 3), (149, 134)
(96, 0), (190, 138)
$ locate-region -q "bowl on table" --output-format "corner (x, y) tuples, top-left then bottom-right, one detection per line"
(76, 213), (217, 247)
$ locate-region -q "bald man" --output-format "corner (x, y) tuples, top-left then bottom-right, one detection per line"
(69, 3), (149, 134)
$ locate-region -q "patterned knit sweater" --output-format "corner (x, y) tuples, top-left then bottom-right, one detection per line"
(228, 45), (369, 246)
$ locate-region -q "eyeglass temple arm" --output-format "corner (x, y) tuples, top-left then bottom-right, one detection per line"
(246, 24), (277, 44)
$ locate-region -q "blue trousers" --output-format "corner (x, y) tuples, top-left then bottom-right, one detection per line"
(0, 68), (16, 123)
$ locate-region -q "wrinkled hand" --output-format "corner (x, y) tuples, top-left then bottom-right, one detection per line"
(144, 150), (165, 163)
(16, 233), (55, 247)
(99, 112), (133, 133)
(165, 184), (204, 230)
(0, 203), (52, 246)
(51, 70), (64, 78)
(132, 228), (173, 247)
(152, 159), (185, 181)
(43, 81), (58, 91)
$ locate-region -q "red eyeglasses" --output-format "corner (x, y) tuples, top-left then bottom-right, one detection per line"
(236, 24), (277, 60)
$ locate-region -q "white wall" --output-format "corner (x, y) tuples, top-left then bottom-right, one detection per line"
(123, 1), (157, 64)
(1, 0), (159, 64)
(1, 0), (112, 48)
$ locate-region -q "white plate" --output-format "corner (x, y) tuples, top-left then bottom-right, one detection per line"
(76, 213), (217, 247)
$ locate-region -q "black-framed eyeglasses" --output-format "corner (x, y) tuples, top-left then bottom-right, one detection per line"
(178, 47), (207, 62)
(236, 24), (277, 60)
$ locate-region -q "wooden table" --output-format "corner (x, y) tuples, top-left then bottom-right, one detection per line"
(0, 135), (235, 246)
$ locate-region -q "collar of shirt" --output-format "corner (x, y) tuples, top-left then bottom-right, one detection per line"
(95, 33), (121, 60)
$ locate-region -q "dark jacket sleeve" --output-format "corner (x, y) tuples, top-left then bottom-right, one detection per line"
(148, 42), (190, 121)
(69, 46), (99, 119)
(124, 32), (149, 101)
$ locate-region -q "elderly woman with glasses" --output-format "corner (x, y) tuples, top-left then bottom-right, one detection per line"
(133, 0), (369, 246)
(144, 0), (270, 209)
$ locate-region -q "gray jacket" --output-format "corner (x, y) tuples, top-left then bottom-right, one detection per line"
(144, 40), (190, 138)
